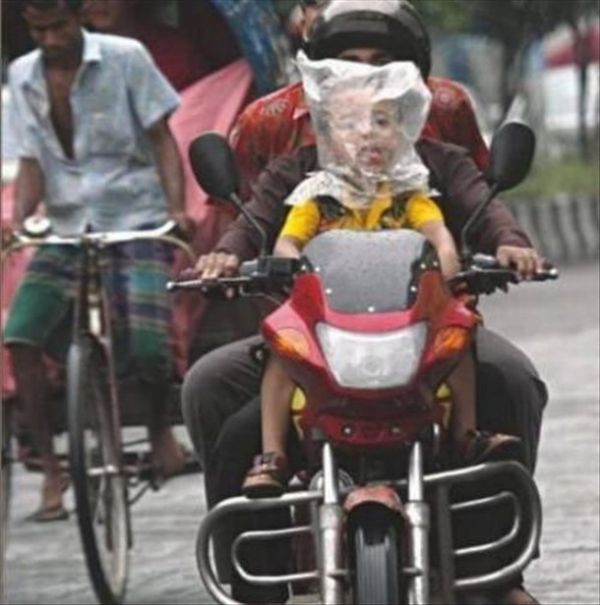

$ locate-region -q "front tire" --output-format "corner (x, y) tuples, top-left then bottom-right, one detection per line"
(67, 336), (129, 605)
(352, 505), (402, 605)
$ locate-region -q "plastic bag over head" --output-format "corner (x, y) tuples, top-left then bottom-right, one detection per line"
(296, 51), (431, 202)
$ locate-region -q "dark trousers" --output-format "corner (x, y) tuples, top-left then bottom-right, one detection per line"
(181, 329), (548, 602)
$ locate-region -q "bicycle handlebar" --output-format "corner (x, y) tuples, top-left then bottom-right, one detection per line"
(1, 220), (195, 264)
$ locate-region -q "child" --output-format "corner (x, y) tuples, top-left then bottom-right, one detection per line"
(242, 55), (520, 497)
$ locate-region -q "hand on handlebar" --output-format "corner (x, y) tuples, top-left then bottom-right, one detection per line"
(191, 251), (241, 280)
(177, 251), (241, 299)
(496, 245), (545, 281)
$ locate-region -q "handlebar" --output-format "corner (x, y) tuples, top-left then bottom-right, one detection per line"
(449, 253), (559, 295)
(166, 256), (303, 297)
(1, 220), (195, 264)
(167, 253), (559, 299)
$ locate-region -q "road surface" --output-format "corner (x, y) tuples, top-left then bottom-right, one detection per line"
(3, 261), (599, 605)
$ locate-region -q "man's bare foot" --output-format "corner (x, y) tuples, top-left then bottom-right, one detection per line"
(27, 474), (69, 522)
(150, 428), (187, 478)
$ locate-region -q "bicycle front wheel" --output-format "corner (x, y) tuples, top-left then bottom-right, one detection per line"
(67, 336), (130, 605)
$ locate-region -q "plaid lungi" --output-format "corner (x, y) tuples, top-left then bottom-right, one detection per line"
(4, 240), (175, 383)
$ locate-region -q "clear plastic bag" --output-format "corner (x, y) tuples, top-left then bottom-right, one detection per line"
(295, 52), (432, 205)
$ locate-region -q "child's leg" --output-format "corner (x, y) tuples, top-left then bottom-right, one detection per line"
(447, 349), (522, 464)
(261, 354), (296, 458)
(446, 351), (477, 443)
(243, 355), (296, 497)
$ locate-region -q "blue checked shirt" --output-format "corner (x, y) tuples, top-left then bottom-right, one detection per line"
(7, 31), (180, 235)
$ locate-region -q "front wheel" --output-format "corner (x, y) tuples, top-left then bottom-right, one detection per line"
(352, 505), (403, 605)
(67, 336), (130, 605)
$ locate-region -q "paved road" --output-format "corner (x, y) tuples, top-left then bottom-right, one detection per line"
(3, 261), (599, 605)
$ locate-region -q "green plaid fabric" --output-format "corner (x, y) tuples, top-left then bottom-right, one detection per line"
(4, 241), (174, 382)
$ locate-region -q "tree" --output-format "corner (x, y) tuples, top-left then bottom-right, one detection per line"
(414, 0), (599, 158)
(537, 0), (599, 158)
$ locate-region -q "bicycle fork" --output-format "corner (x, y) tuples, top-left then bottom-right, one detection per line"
(75, 244), (122, 473)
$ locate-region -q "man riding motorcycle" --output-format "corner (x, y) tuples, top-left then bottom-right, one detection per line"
(182, 2), (547, 603)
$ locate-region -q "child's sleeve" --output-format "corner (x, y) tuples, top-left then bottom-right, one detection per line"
(404, 192), (444, 229)
(278, 199), (321, 247)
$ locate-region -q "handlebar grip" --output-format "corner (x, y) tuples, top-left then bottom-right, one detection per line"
(471, 254), (559, 280)
(530, 266), (559, 281)
(166, 279), (205, 292)
(166, 276), (252, 299)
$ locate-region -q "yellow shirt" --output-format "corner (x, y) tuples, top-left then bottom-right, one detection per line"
(280, 189), (444, 247)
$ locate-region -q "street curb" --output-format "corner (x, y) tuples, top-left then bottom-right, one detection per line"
(508, 196), (600, 264)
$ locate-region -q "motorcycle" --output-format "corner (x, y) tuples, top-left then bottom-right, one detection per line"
(170, 122), (558, 605)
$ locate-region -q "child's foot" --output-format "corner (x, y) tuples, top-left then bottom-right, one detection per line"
(455, 430), (523, 466)
(242, 452), (289, 498)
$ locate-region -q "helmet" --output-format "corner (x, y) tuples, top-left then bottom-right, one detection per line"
(306, 0), (432, 79)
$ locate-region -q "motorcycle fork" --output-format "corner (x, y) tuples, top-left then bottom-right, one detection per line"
(405, 441), (431, 605)
(317, 442), (345, 605)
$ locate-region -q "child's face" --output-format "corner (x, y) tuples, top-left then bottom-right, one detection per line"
(327, 88), (401, 175)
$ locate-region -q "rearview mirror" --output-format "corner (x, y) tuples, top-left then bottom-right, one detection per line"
(188, 132), (240, 203)
(461, 121), (536, 259)
(188, 132), (268, 256)
(486, 122), (536, 192)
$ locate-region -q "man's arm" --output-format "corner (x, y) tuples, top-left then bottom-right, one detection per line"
(13, 158), (45, 229)
(424, 141), (544, 278)
(147, 118), (192, 234)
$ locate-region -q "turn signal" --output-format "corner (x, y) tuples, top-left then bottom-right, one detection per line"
(272, 328), (310, 360)
(432, 327), (470, 358)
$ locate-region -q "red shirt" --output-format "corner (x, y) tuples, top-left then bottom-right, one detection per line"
(231, 78), (489, 195)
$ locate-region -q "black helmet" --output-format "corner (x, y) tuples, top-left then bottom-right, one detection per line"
(306, 0), (432, 79)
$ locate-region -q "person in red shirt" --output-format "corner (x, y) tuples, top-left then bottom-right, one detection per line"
(82, 0), (210, 91)
(230, 0), (489, 194)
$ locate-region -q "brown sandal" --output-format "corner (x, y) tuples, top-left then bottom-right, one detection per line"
(242, 452), (289, 498)
(455, 430), (524, 466)
(26, 505), (69, 523)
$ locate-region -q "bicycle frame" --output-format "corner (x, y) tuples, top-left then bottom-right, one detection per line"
(2, 221), (194, 605)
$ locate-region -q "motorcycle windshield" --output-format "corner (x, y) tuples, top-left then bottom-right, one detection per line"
(303, 229), (430, 314)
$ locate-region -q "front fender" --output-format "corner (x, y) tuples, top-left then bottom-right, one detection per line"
(344, 485), (406, 520)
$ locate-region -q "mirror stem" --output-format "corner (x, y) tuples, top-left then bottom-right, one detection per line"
(230, 192), (268, 257)
(459, 183), (500, 262)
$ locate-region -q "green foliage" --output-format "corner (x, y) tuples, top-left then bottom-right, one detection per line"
(410, 0), (599, 39)
(411, 0), (473, 33)
(505, 154), (600, 200)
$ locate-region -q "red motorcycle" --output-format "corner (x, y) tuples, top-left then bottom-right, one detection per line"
(171, 123), (558, 605)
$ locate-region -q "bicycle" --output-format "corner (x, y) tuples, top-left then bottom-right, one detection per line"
(1, 218), (194, 605)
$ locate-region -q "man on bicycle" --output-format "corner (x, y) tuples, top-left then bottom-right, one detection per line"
(3, 0), (192, 521)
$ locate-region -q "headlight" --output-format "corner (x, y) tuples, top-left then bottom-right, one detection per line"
(316, 321), (428, 390)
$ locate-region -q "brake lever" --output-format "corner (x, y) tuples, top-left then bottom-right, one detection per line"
(450, 266), (518, 296)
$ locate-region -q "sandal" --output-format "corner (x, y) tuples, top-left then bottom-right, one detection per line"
(26, 504), (69, 523)
(242, 452), (289, 498)
(455, 430), (524, 466)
